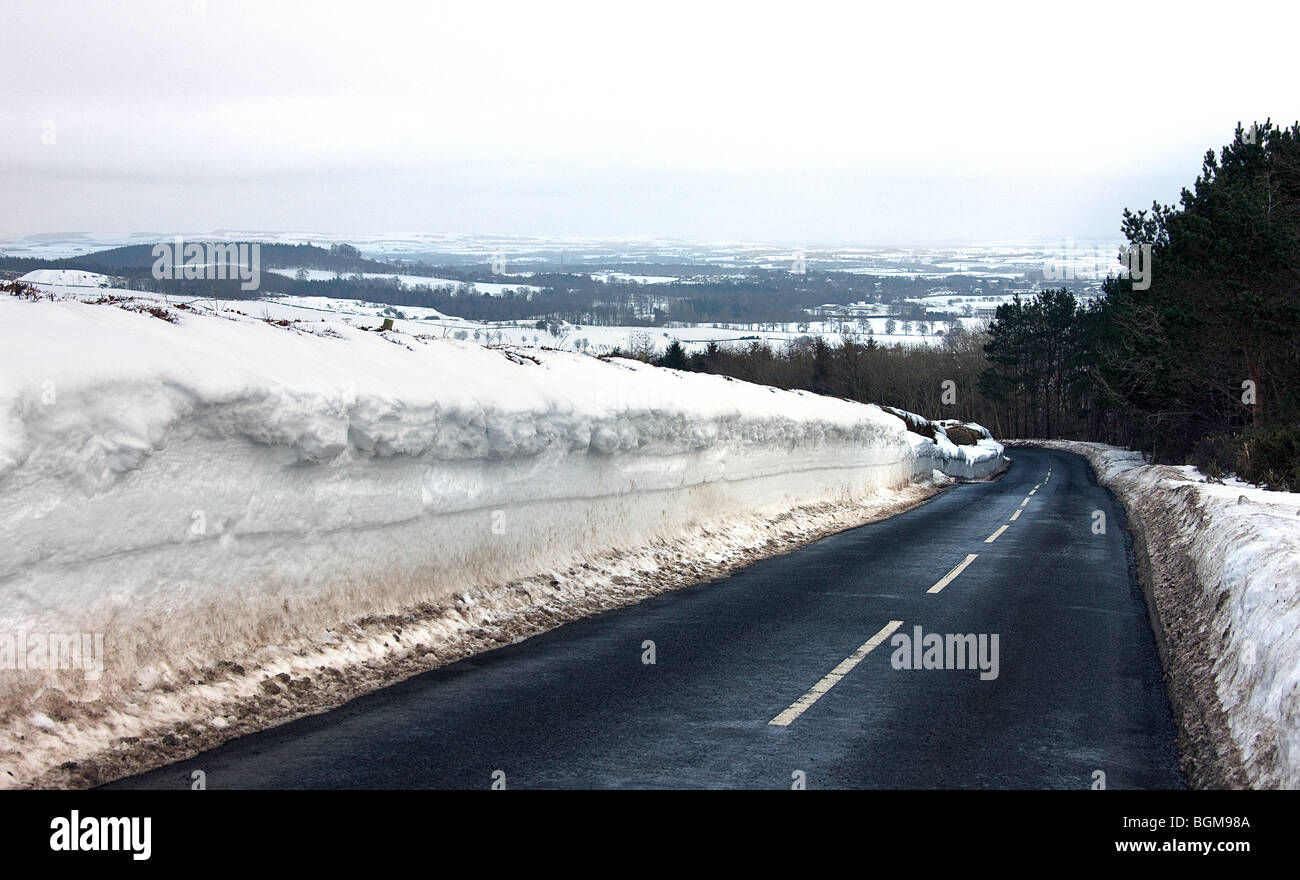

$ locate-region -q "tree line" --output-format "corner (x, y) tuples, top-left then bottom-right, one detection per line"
(983, 121), (1300, 487)
(643, 122), (1300, 489)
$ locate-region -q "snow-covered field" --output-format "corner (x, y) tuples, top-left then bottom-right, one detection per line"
(1014, 441), (1300, 789)
(265, 267), (541, 296)
(15, 268), (116, 290)
(0, 286), (1002, 786)
(587, 272), (679, 284)
(17, 271), (983, 353)
(249, 294), (985, 354)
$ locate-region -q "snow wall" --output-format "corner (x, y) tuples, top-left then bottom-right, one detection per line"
(0, 293), (1003, 733)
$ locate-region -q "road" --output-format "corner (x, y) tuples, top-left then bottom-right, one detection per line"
(110, 447), (1185, 789)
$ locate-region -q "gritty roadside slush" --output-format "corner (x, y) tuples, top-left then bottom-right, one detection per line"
(27, 481), (960, 790)
(1008, 440), (1300, 789)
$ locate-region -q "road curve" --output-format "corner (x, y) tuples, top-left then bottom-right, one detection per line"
(109, 447), (1185, 790)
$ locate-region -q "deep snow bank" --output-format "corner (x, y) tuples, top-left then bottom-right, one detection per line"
(1013, 441), (1300, 789)
(0, 290), (1001, 785)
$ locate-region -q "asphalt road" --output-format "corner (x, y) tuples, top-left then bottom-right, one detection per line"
(110, 447), (1185, 790)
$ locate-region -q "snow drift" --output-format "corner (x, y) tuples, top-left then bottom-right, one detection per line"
(0, 288), (1002, 785)
(1014, 441), (1300, 789)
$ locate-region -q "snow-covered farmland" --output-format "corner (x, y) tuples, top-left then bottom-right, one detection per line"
(587, 272), (679, 285)
(16, 271), (982, 354)
(266, 267), (542, 296)
(247, 292), (980, 354)
(15, 268), (116, 290)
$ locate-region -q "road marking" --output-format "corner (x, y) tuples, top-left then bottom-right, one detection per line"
(1034, 483), (1040, 489)
(1028, 489), (1037, 496)
(769, 620), (903, 727)
(1020, 498), (1030, 507)
(1009, 508), (1022, 521)
(927, 553), (979, 594)
(985, 525), (1008, 543)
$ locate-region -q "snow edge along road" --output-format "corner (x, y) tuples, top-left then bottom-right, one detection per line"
(28, 481), (984, 789)
(1008, 440), (1300, 789)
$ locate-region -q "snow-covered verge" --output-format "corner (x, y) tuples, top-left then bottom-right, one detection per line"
(0, 288), (1003, 787)
(1010, 440), (1300, 789)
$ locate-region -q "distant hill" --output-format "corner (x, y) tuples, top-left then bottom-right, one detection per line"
(0, 240), (400, 275)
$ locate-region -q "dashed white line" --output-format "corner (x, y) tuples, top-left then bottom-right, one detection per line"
(1020, 498), (1030, 507)
(1009, 508), (1022, 521)
(927, 553), (979, 594)
(1028, 489), (1037, 496)
(769, 620), (904, 727)
(985, 525), (1009, 543)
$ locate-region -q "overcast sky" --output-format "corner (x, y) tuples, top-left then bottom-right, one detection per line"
(2, 0), (1296, 245)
